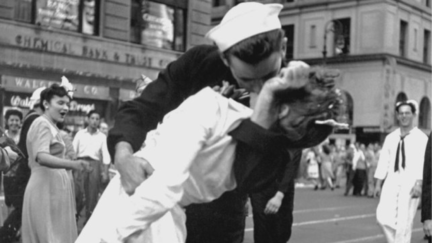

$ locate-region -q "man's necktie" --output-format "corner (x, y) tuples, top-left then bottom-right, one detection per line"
(394, 135), (407, 172)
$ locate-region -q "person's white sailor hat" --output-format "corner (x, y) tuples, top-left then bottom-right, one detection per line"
(395, 99), (418, 114)
(206, 2), (283, 52)
(29, 87), (46, 109)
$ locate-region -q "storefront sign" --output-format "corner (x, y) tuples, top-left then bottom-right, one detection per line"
(1, 76), (110, 100)
(360, 127), (382, 133)
(14, 34), (174, 69)
(119, 89), (136, 101)
(5, 92), (101, 113)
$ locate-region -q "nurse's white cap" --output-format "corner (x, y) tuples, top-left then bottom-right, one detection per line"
(206, 2), (283, 52)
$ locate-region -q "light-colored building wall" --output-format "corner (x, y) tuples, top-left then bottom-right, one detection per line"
(212, 0), (431, 143)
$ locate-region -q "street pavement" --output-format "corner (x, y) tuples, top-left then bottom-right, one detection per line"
(242, 186), (427, 243)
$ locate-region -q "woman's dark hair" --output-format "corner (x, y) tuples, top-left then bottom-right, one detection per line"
(322, 144), (331, 155)
(5, 109), (23, 121)
(223, 29), (284, 65)
(39, 84), (70, 111)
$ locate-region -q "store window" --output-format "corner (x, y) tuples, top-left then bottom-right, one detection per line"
(14, 0), (33, 23)
(419, 97), (431, 129)
(35, 0), (99, 35)
(130, 0), (186, 52)
(0, 0), (99, 35)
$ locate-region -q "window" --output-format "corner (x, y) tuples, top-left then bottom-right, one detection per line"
(399, 20), (408, 57)
(309, 25), (316, 48)
(14, 0), (33, 23)
(424, 29), (431, 64)
(130, 0), (186, 51)
(419, 97), (431, 129)
(212, 0), (226, 7)
(334, 90), (353, 134)
(335, 18), (350, 55)
(283, 25), (294, 60)
(1, 0), (100, 35)
(426, 0), (430, 7)
(414, 29), (417, 51)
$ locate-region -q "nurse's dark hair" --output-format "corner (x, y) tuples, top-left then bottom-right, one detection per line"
(39, 84), (70, 111)
(223, 29), (285, 65)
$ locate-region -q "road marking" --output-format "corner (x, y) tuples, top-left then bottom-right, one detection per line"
(245, 213), (375, 232)
(293, 205), (371, 214)
(329, 228), (423, 243)
(292, 213), (375, 226)
(246, 205), (374, 218)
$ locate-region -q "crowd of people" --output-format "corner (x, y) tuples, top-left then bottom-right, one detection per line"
(301, 141), (382, 197)
(0, 79), (113, 243)
(0, 2), (429, 243)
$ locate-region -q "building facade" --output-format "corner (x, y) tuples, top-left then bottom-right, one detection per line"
(0, 0), (212, 132)
(213, 0), (431, 145)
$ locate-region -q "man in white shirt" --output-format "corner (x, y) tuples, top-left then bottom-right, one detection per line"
(374, 100), (428, 243)
(73, 110), (110, 221)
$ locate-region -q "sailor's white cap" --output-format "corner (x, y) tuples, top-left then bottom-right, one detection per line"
(206, 2), (283, 52)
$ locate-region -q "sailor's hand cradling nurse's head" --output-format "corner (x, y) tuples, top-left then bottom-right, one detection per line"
(251, 60), (348, 131)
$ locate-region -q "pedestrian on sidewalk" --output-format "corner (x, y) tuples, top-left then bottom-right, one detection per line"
(306, 147), (321, 190)
(374, 100), (428, 243)
(72, 110), (110, 222)
(319, 144), (335, 190)
(21, 84), (91, 243)
(421, 132), (431, 243)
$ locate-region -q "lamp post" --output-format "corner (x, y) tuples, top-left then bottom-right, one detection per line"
(322, 20), (344, 65)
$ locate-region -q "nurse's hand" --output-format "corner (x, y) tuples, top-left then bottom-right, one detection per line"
(423, 220), (432, 237)
(115, 142), (154, 195)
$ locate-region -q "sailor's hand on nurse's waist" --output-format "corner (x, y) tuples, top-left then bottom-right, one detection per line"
(115, 142), (154, 195)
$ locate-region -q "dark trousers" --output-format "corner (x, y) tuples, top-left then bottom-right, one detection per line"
(249, 182), (294, 243)
(185, 190), (247, 243)
(77, 158), (102, 219)
(0, 207), (21, 243)
(353, 169), (367, 196)
(0, 164), (29, 243)
(344, 165), (355, 195)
